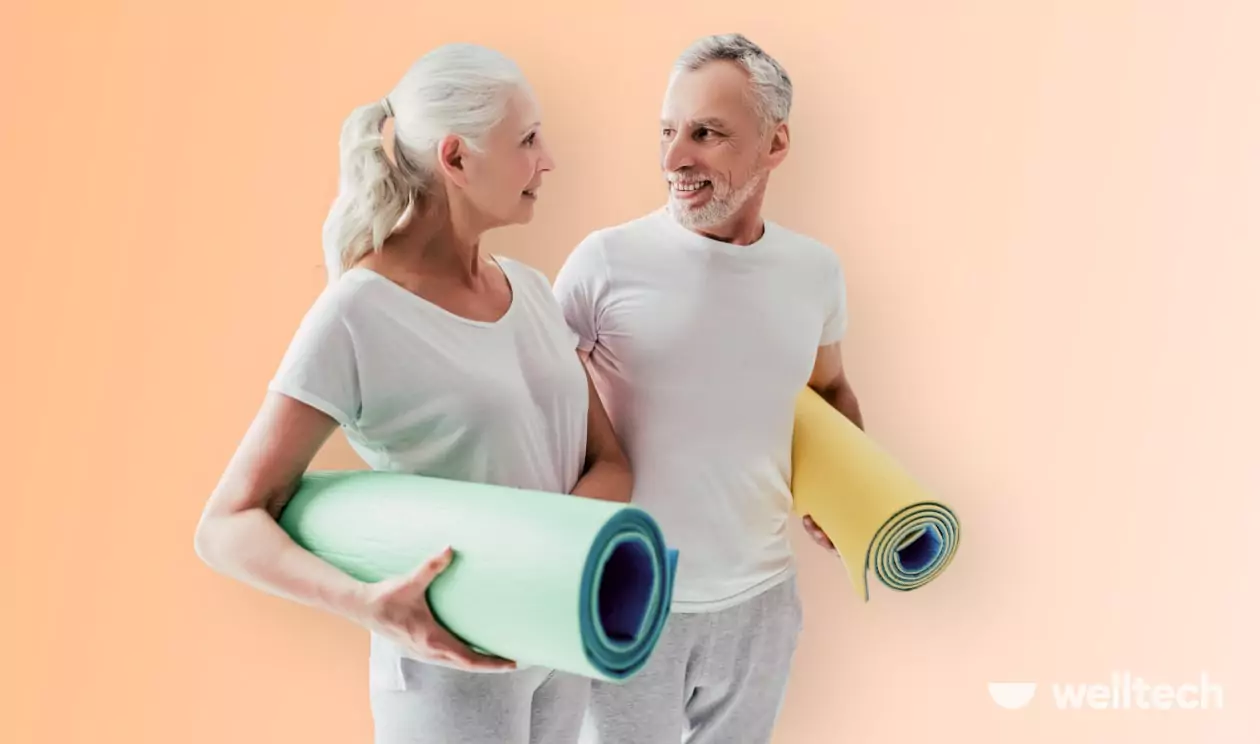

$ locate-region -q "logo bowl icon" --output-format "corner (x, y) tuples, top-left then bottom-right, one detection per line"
(989, 682), (1037, 709)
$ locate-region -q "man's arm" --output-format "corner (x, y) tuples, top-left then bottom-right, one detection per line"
(800, 340), (863, 553)
(808, 340), (863, 430)
(569, 351), (633, 503)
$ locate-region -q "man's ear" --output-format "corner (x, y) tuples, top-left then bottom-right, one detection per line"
(767, 121), (790, 167)
(437, 134), (467, 188)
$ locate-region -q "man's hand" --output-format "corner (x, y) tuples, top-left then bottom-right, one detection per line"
(802, 515), (838, 554)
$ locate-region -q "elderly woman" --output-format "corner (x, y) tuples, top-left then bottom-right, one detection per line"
(194, 43), (631, 744)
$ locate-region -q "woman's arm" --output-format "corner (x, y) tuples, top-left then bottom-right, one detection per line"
(194, 391), (512, 670)
(569, 355), (633, 503)
(194, 392), (367, 616)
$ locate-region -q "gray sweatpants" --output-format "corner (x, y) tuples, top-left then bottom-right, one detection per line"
(368, 635), (591, 743)
(579, 574), (804, 744)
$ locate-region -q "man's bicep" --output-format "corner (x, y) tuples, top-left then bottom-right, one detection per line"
(552, 238), (606, 351)
(809, 340), (847, 391)
(808, 339), (864, 428)
(552, 284), (596, 350)
(819, 248), (849, 346)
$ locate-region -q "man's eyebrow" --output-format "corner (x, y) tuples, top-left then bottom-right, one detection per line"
(659, 117), (729, 129)
(692, 117), (728, 129)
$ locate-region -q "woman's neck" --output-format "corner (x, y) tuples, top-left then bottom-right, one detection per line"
(363, 193), (491, 288)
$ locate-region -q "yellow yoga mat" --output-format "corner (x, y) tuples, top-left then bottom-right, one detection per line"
(790, 387), (960, 601)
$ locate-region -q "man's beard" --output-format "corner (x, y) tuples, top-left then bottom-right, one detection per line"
(667, 168), (765, 231)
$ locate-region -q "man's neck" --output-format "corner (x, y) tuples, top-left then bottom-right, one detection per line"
(676, 203), (765, 245)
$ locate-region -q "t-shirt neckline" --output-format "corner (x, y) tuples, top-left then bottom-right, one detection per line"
(346, 254), (518, 328)
(654, 205), (780, 254)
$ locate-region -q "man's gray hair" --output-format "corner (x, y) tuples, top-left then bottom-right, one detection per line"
(672, 33), (792, 128)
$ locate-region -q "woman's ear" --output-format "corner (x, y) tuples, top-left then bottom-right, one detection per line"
(437, 134), (467, 188)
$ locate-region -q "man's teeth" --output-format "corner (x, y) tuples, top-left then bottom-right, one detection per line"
(675, 181), (709, 192)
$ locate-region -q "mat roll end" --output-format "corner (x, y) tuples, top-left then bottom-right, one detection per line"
(791, 387), (961, 602)
(579, 506), (679, 682)
(860, 500), (960, 602)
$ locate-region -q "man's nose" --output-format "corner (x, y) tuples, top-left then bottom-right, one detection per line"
(661, 135), (694, 172)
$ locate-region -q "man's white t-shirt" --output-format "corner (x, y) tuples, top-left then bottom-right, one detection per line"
(267, 255), (589, 498)
(553, 207), (849, 613)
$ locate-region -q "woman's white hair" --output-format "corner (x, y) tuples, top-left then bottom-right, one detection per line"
(321, 44), (526, 282)
(672, 33), (792, 130)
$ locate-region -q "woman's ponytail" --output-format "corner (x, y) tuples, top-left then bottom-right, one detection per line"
(321, 98), (414, 283)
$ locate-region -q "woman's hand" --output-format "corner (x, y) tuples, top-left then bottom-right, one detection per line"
(356, 546), (517, 672)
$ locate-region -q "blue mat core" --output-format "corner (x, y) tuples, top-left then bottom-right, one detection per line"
(579, 507), (678, 679)
(597, 539), (655, 642)
(897, 524), (943, 574)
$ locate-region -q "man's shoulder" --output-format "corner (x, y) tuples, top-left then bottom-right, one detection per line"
(766, 220), (844, 271)
(558, 209), (671, 286)
(576, 207), (669, 252)
(765, 219), (837, 254)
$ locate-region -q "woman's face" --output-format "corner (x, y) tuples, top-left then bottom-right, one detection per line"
(457, 87), (555, 229)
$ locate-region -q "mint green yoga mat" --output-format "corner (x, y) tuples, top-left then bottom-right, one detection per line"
(278, 470), (679, 682)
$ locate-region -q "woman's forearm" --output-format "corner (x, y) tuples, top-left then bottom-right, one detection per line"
(195, 508), (369, 623)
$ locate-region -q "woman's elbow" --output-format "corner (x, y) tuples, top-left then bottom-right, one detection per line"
(193, 500), (247, 573)
(193, 511), (225, 570)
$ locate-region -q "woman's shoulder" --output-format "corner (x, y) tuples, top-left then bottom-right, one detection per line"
(493, 254), (554, 296)
(286, 268), (399, 339)
(307, 268), (380, 314)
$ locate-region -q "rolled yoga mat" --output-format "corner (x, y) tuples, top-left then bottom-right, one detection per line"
(277, 470), (679, 682)
(791, 387), (960, 601)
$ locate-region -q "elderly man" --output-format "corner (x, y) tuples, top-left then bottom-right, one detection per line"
(553, 33), (863, 743)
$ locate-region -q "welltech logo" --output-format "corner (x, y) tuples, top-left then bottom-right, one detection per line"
(989, 672), (1224, 711)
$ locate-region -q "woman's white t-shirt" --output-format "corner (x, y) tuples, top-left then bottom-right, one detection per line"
(267, 256), (589, 498)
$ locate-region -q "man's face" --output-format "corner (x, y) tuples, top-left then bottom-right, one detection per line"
(659, 60), (788, 233)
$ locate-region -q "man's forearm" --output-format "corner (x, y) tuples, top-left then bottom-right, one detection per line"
(820, 382), (864, 430)
(571, 457), (633, 503)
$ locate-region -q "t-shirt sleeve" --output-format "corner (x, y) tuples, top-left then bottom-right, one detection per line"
(552, 233), (609, 353)
(819, 249), (849, 346)
(515, 259), (584, 353)
(267, 290), (361, 427)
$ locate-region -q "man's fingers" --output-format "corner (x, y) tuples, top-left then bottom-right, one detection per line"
(802, 516), (837, 551)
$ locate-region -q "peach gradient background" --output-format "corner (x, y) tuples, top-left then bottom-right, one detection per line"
(3, 1), (1257, 742)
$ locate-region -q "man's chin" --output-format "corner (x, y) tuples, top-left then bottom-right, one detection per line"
(668, 198), (724, 229)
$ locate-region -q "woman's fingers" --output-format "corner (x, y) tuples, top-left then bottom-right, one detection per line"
(423, 624), (516, 671)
